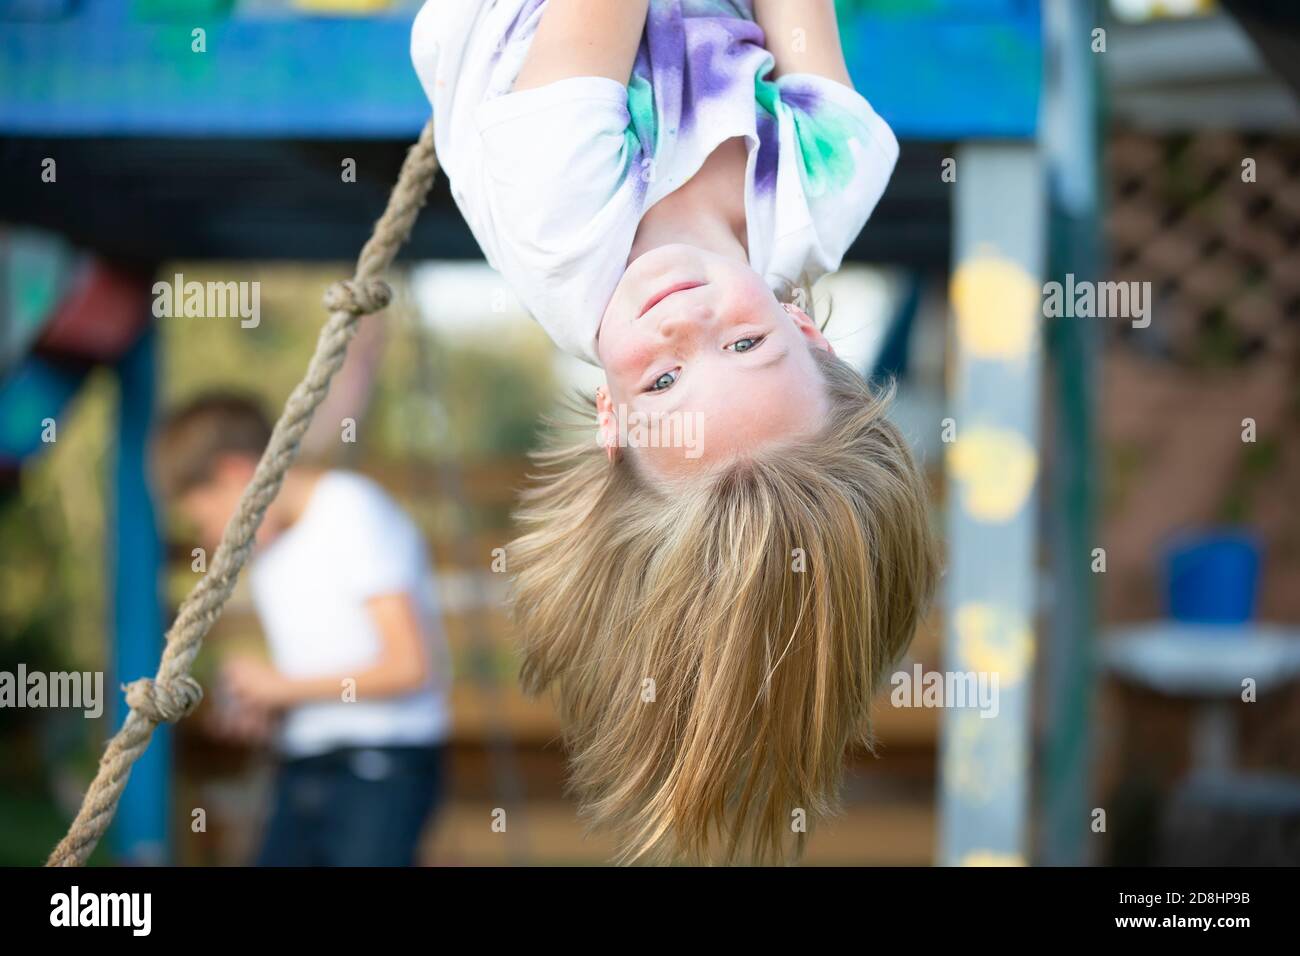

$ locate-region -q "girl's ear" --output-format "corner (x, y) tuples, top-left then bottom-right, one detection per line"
(595, 385), (622, 464)
(782, 302), (835, 355)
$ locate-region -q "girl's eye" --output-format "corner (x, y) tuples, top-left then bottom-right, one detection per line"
(648, 369), (678, 392)
(726, 335), (765, 353)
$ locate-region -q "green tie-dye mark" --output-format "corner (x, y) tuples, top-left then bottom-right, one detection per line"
(700, 0), (750, 16)
(754, 73), (780, 118)
(626, 71), (658, 161)
(757, 70), (859, 198)
(790, 99), (859, 199)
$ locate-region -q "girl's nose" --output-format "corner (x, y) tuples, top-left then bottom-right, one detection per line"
(656, 302), (709, 344)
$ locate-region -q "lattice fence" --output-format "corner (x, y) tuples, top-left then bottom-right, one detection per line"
(1107, 130), (1300, 365)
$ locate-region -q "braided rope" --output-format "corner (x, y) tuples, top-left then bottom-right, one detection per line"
(46, 119), (440, 867)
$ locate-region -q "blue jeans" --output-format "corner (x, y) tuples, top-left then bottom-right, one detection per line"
(256, 744), (447, 867)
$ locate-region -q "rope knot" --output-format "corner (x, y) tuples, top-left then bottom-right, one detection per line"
(124, 676), (203, 724)
(323, 278), (392, 316)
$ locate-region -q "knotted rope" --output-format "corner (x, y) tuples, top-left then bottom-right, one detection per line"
(46, 119), (440, 867)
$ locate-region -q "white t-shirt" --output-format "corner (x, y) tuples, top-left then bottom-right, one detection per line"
(249, 471), (452, 757)
(410, 0), (899, 366)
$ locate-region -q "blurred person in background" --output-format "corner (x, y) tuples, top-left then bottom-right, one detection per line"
(153, 393), (452, 866)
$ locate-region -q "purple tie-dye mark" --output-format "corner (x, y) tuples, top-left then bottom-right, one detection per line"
(493, 0), (547, 63)
(687, 19), (765, 129)
(640, 11), (765, 135)
(640, 2), (683, 140)
(779, 82), (823, 116)
(681, 38), (732, 132)
(495, 1), (784, 199)
(508, 0), (547, 41)
(754, 110), (779, 195)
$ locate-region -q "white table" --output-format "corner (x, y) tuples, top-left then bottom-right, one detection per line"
(1102, 622), (1300, 770)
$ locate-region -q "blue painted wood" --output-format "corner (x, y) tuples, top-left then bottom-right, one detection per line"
(839, 1), (1041, 139)
(0, 0), (78, 19)
(0, 1), (1041, 138)
(0, 18), (425, 137)
(109, 324), (171, 864)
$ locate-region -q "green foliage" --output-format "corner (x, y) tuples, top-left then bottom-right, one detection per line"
(0, 370), (112, 677)
(0, 371), (115, 860)
(1219, 437), (1281, 524)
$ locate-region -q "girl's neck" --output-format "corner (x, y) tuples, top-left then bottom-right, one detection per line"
(628, 136), (750, 265)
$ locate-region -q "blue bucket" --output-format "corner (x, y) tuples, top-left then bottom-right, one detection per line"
(1164, 531), (1261, 625)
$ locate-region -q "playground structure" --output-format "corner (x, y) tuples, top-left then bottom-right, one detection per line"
(4, 0), (1103, 865)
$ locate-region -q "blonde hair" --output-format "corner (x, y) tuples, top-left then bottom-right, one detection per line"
(508, 348), (940, 864)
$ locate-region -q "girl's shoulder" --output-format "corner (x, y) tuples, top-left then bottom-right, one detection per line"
(772, 72), (900, 200)
(755, 72), (899, 297)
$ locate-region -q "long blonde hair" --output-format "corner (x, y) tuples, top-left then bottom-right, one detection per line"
(508, 348), (940, 864)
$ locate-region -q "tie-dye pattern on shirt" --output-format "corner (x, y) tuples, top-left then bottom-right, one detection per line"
(628, 0), (859, 198)
(490, 0), (860, 201)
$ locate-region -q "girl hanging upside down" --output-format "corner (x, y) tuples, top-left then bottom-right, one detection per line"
(411, 0), (941, 864)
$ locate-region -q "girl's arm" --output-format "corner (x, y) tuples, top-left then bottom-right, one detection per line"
(513, 0), (652, 92)
(753, 0), (852, 86)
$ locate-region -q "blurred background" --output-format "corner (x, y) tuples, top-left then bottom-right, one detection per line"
(1, 0), (1298, 866)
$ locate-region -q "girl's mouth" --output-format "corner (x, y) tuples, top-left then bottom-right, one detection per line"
(639, 281), (705, 318)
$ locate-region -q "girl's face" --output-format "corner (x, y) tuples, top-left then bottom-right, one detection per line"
(596, 244), (833, 480)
